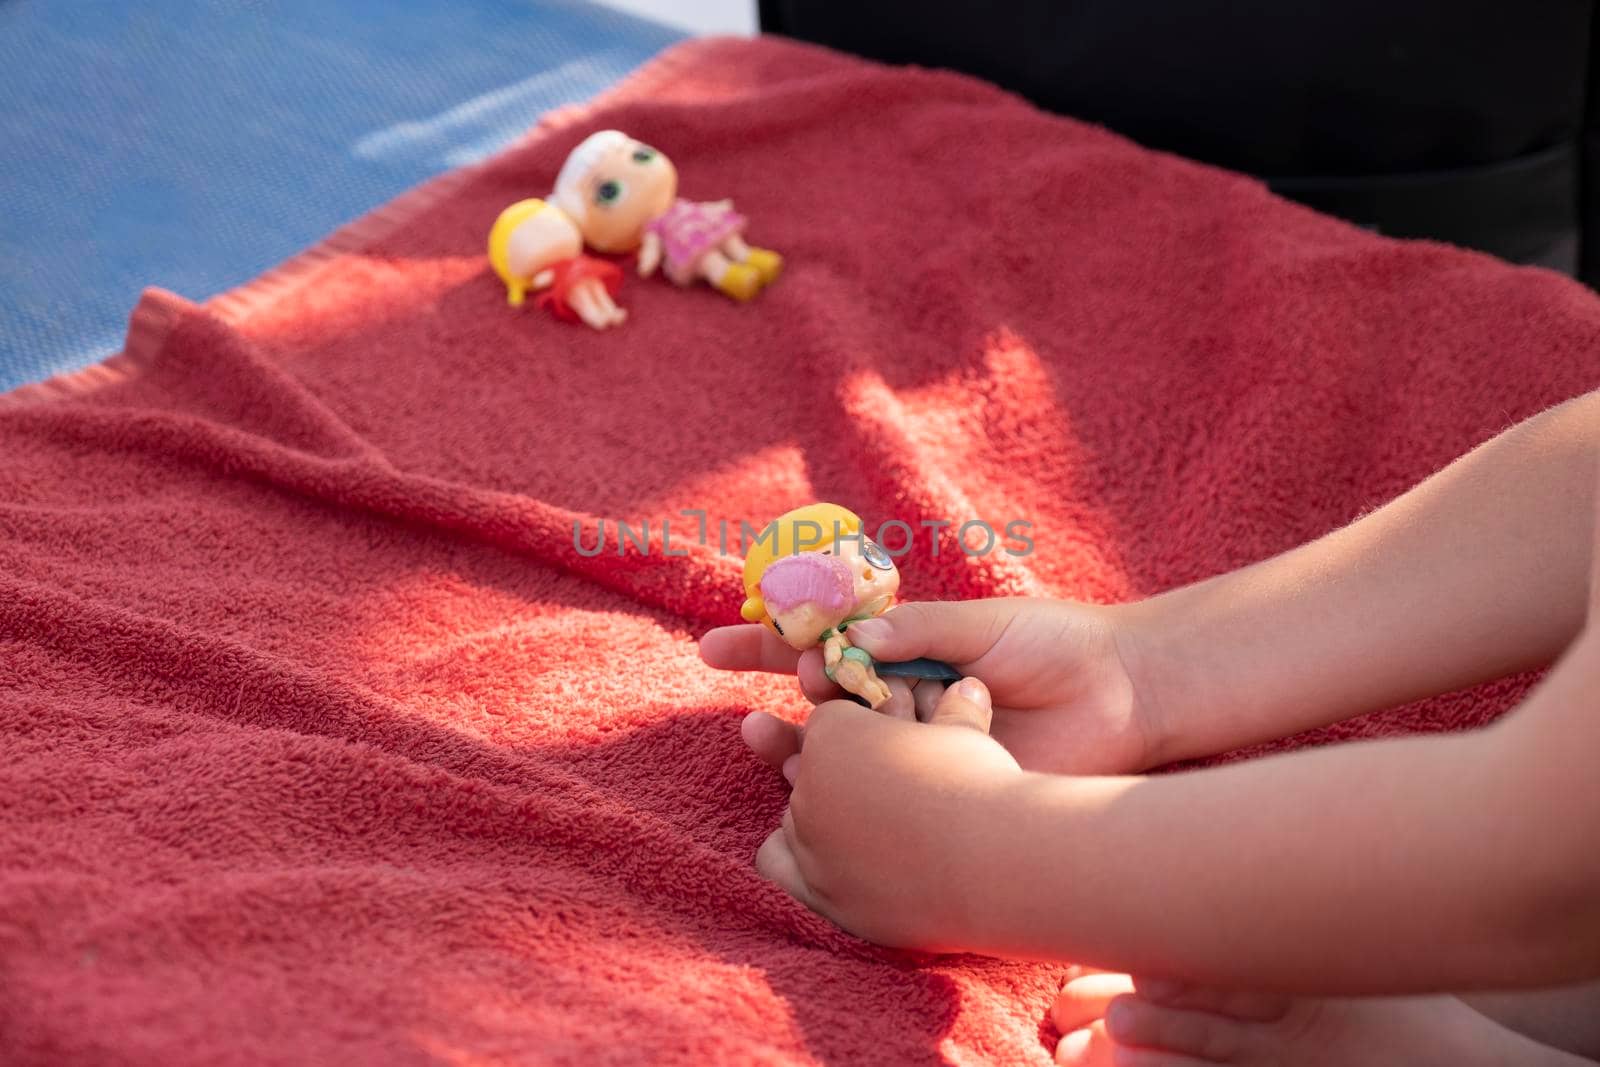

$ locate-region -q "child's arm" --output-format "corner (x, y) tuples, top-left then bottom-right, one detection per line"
(1126, 390), (1600, 764)
(765, 625), (1600, 994)
(995, 628), (1600, 991)
(708, 393), (1600, 774)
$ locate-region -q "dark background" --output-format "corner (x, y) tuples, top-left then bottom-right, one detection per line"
(762, 0), (1599, 283)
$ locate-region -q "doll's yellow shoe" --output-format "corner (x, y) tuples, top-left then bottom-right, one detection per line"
(744, 248), (783, 286)
(716, 262), (762, 302)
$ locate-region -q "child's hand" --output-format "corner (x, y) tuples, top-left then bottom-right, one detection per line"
(755, 677), (1021, 949)
(700, 598), (1161, 776)
(1049, 971), (1546, 1066)
(1051, 971), (1297, 1064)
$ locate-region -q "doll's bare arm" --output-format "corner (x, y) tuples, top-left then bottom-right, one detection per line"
(637, 232), (662, 277)
(531, 268), (555, 290)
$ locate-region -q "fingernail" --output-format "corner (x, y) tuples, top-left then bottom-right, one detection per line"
(956, 676), (989, 706)
(845, 618), (889, 644)
(1105, 999), (1134, 1039)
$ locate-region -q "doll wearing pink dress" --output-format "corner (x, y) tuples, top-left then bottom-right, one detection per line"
(646, 199), (749, 288)
(551, 130), (783, 303)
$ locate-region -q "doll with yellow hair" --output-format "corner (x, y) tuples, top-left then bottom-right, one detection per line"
(487, 198), (626, 329)
(741, 503), (958, 709)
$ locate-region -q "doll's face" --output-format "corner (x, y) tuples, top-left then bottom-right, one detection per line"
(767, 600), (841, 651)
(758, 537), (901, 651)
(570, 137), (678, 253)
(833, 537), (901, 619)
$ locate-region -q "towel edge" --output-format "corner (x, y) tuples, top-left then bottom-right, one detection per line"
(0, 35), (729, 408)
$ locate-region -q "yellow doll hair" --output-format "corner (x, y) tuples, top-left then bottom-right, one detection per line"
(487, 198), (551, 307)
(741, 502), (863, 626)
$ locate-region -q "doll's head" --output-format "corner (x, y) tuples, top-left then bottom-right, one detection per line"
(488, 199), (582, 288)
(740, 503), (902, 648)
(830, 533), (901, 619)
(757, 552), (856, 649)
(551, 130), (678, 254)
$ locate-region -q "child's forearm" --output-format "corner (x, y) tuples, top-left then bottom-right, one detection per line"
(1123, 391), (1600, 764)
(967, 628), (1600, 993)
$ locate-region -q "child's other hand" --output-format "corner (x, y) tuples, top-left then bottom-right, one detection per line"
(1049, 971), (1545, 1066)
(1051, 971), (1294, 1064)
(700, 598), (1160, 776)
(756, 678), (1020, 950)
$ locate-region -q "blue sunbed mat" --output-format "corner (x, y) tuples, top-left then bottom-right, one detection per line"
(0, 0), (681, 391)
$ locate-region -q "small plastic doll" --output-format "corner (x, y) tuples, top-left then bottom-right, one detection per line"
(740, 503), (958, 709)
(551, 130), (783, 303)
(487, 197), (627, 329)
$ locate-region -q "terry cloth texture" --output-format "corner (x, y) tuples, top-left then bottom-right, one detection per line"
(4, 35), (1600, 1067)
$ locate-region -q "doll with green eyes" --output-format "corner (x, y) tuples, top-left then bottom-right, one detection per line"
(551, 130), (783, 303)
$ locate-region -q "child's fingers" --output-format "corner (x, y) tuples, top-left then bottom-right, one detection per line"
(740, 711), (802, 770)
(1104, 996), (1246, 1062)
(699, 625), (802, 674)
(1054, 1020), (1115, 1065)
(878, 676), (916, 720)
(1052, 971), (1136, 1034)
(843, 600), (1011, 666)
(927, 677), (993, 733)
(1106, 1049), (1213, 1067)
(796, 649), (844, 704)
(754, 821), (823, 914)
(1131, 979), (1291, 1022)
(912, 679), (945, 722)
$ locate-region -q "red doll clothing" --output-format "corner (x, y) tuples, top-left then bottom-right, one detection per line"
(536, 256), (623, 322)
